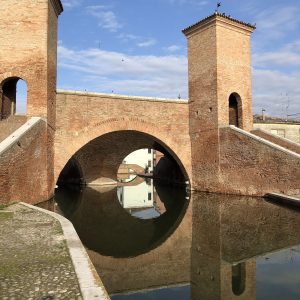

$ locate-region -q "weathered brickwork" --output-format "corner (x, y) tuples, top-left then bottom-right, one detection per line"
(219, 127), (300, 196)
(54, 91), (192, 185)
(252, 128), (300, 155)
(0, 0), (61, 126)
(0, 116), (27, 142)
(0, 120), (50, 204)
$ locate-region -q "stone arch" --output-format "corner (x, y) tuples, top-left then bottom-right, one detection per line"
(0, 76), (28, 120)
(55, 118), (191, 187)
(229, 92), (242, 128)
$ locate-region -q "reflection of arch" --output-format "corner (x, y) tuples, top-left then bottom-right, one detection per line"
(232, 263), (246, 296)
(229, 93), (242, 128)
(55, 119), (191, 186)
(0, 77), (27, 120)
(55, 184), (190, 258)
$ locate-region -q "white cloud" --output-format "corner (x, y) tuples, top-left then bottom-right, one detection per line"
(252, 69), (300, 118)
(86, 5), (122, 32)
(253, 39), (300, 68)
(118, 34), (157, 48)
(58, 44), (188, 98)
(164, 45), (182, 52)
(137, 38), (157, 48)
(61, 0), (82, 8)
(254, 6), (300, 41)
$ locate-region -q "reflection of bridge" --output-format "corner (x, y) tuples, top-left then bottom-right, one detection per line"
(69, 190), (300, 298)
(0, 0), (299, 204)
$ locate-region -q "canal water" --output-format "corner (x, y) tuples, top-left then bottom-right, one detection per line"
(40, 179), (300, 299)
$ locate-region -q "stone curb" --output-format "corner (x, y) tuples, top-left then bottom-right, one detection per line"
(265, 193), (300, 208)
(20, 202), (110, 300)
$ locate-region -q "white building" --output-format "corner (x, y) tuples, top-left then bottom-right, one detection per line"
(123, 149), (155, 173)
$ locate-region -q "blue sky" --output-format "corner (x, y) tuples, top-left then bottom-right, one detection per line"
(49, 0), (299, 118)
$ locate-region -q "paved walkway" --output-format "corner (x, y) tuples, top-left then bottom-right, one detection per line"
(0, 204), (82, 299)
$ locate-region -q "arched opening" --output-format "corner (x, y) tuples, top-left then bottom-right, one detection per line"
(229, 93), (242, 128)
(57, 157), (84, 187)
(57, 130), (189, 188)
(55, 130), (190, 257)
(0, 77), (27, 120)
(232, 263), (246, 296)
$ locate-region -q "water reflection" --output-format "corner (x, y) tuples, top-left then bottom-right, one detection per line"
(40, 181), (300, 299)
(117, 178), (168, 219)
(55, 180), (189, 258)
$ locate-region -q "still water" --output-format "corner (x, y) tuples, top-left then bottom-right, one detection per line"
(41, 178), (300, 299)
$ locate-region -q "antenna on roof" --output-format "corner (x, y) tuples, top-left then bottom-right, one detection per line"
(215, 2), (221, 13)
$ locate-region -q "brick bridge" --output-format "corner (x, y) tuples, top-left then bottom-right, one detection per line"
(0, 0), (299, 204)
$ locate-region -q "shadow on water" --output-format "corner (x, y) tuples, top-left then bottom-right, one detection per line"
(55, 181), (190, 258)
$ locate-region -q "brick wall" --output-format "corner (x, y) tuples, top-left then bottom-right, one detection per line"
(54, 91), (192, 186)
(0, 119), (51, 204)
(219, 127), (300, 196)
(252, 128), (300, 155)
(0, 115), (27, 142)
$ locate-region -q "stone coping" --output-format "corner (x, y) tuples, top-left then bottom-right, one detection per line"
(265, 193), (300, 208)
(227, 125), (300, 159)
(21, 203), (110, 300)
(0, 117), (42, 156)
(57, 89), (189, 104)
(252, 128), (300, 148)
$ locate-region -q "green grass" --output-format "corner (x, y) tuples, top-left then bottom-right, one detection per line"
(0, 202), (18, 210)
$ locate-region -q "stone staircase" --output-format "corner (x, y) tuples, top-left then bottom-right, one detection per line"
(0, 115), (27, 142)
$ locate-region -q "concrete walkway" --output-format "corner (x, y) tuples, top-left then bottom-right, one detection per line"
(0, 203), (109, 300)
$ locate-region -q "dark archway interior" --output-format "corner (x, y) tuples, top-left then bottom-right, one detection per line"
(57, 130), (188, 187)
(57, 158), (83, 187)
(229, 94), (239, 127)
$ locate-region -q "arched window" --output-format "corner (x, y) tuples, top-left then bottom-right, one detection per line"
(229, 93), (242, 128)
(16, 79), (27, 115)
(232, 263), (246, 295)
(1, 77), (27, 120)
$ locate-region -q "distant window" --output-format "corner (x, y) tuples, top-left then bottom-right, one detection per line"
(148, 148), (151, 154)
(148, 160), (151, 167)
(148, 192), (152, 201)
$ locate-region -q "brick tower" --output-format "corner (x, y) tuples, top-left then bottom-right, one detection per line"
(0, 0), (63, 202)
(0, 0), (63, 127)
(183, 13), (255, 191)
